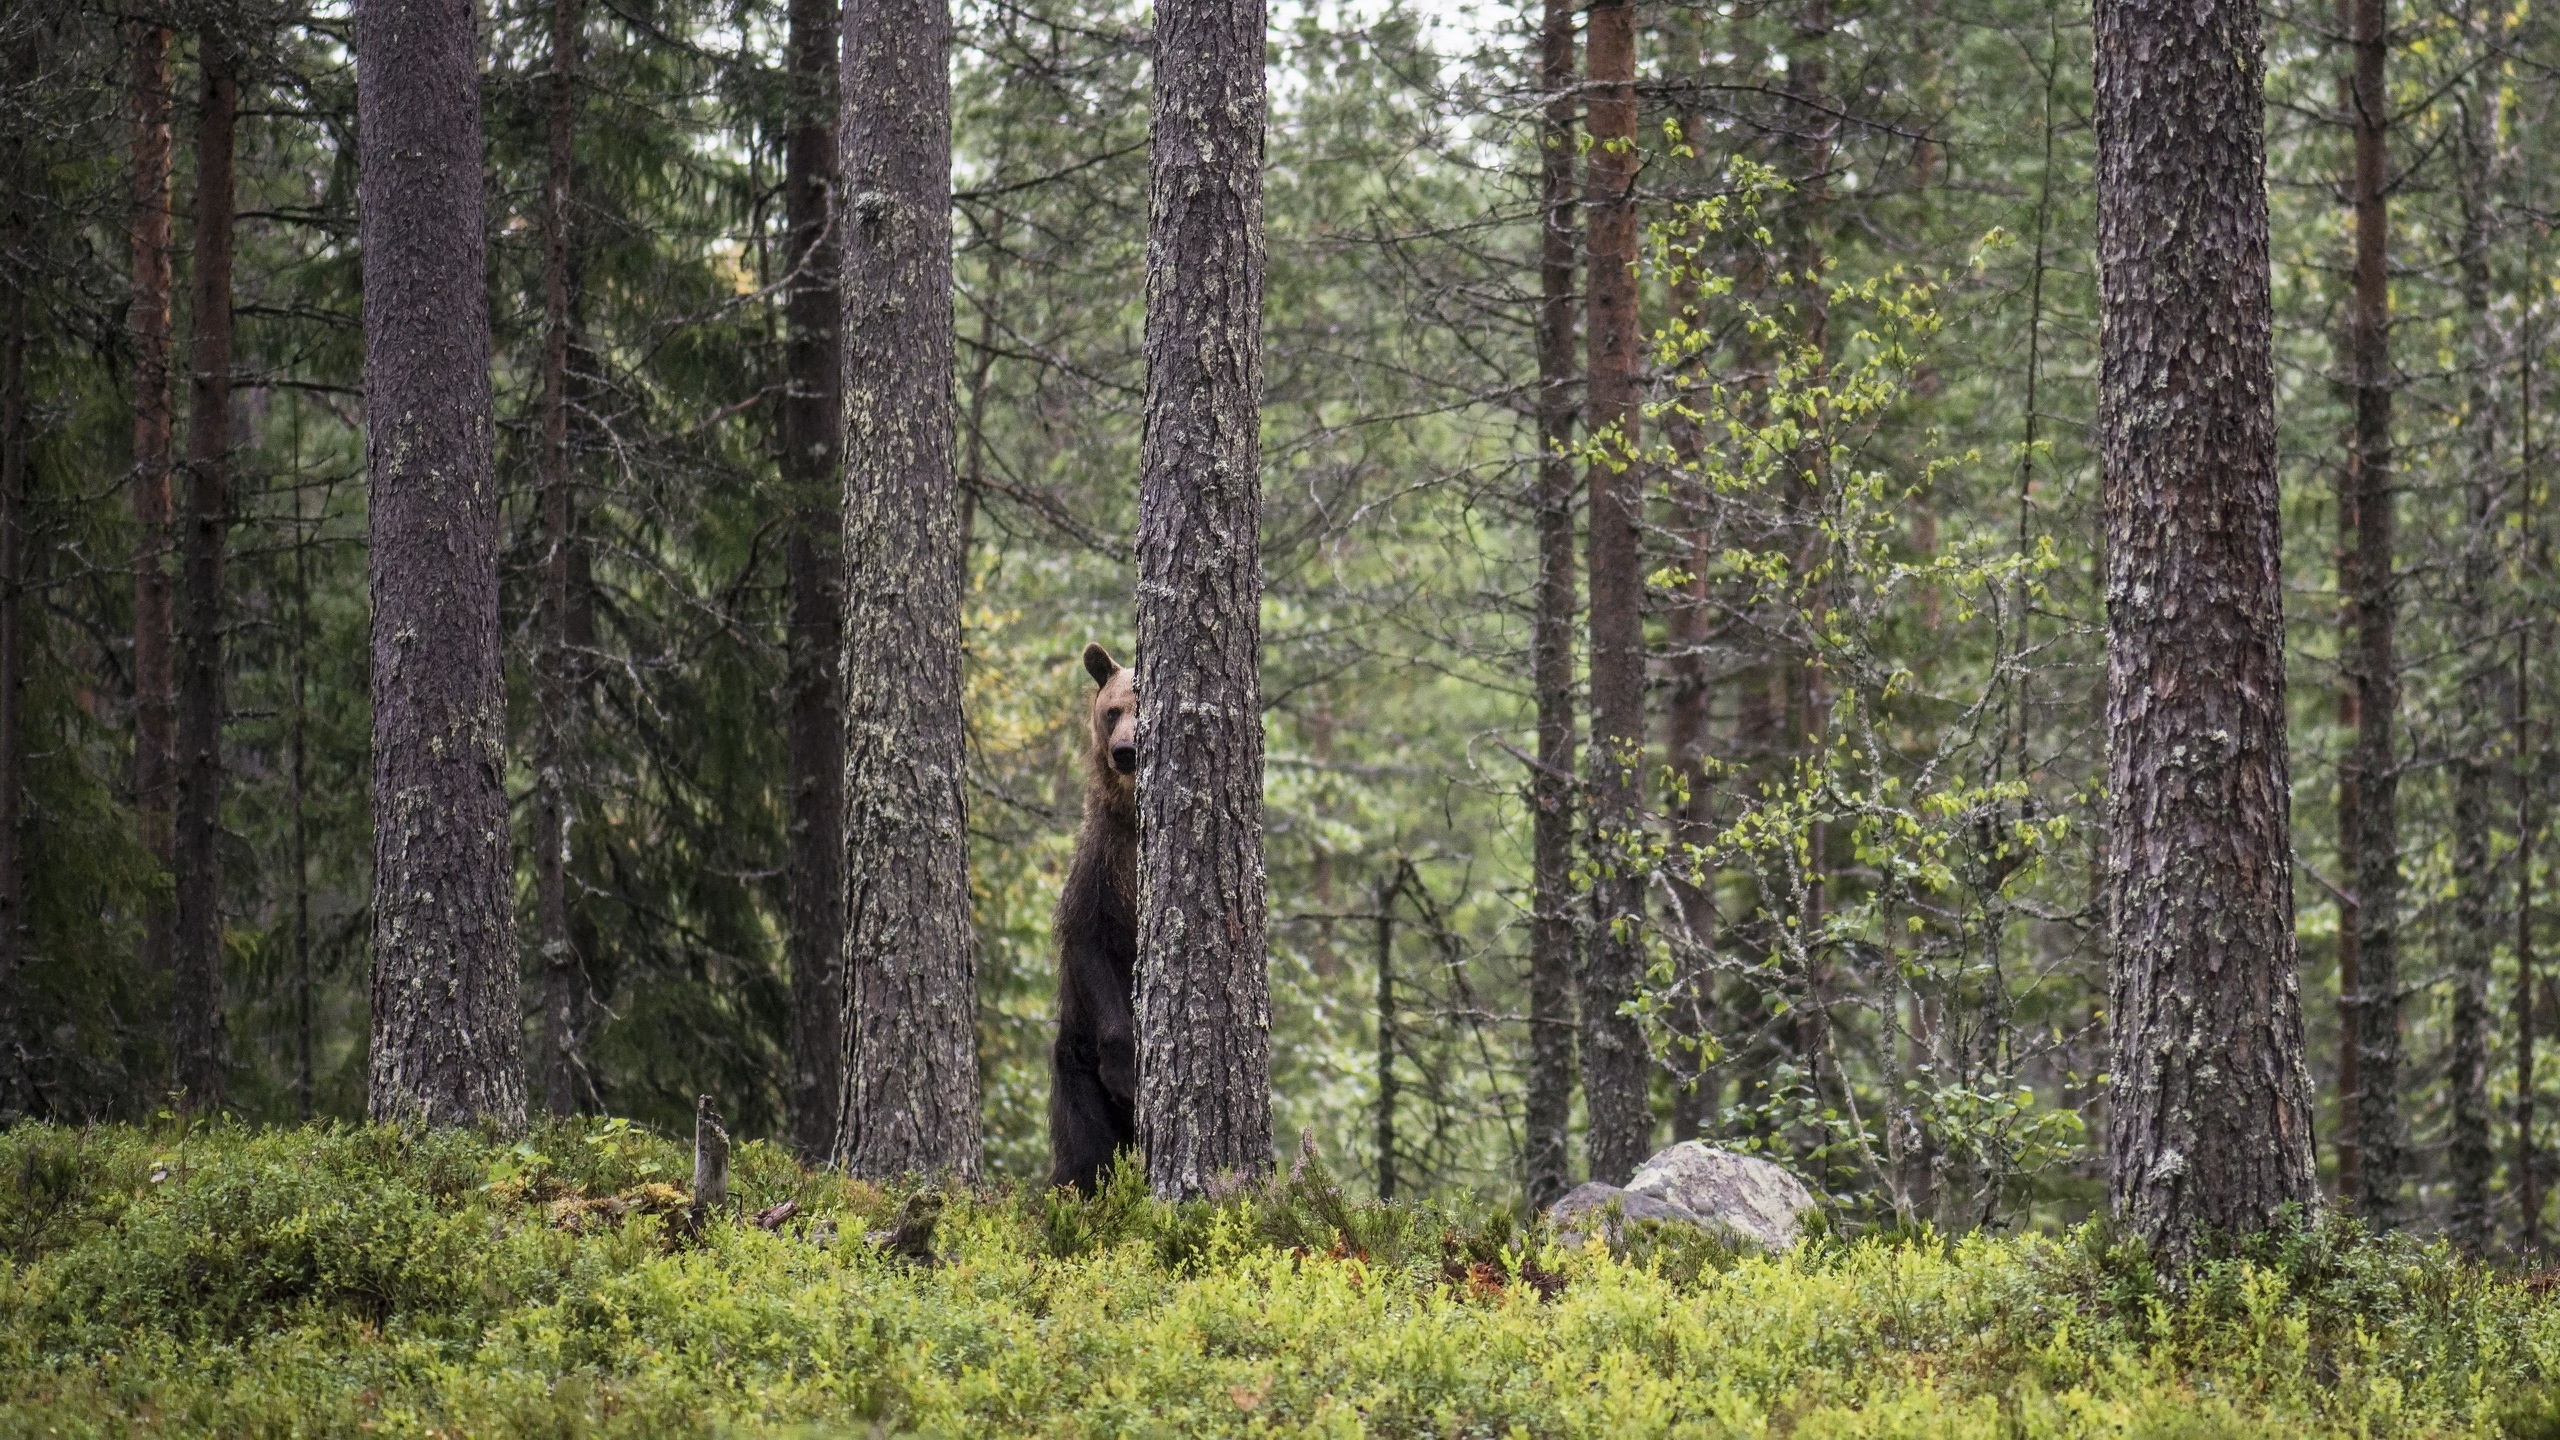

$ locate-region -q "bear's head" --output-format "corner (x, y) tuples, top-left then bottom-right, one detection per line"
(1083, 642), (1138, 804)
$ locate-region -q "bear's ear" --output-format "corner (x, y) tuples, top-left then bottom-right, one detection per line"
(1083, 643), (1120, 687)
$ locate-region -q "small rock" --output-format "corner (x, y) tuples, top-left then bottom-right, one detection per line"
(1550, 1142), (1816, 1251)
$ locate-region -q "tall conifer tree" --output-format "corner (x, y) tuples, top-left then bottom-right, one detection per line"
(2094, 0), (2318, 1259)
(357, 0), (525, 1128)
(529, 0), (594, 1118)
(1578, 0), (1651, 1187)
(1133, 0), (1273, 1199)
(2339, 0), (2404, 1229)
(1523, 0), (1581, 1210)
(782, 0), (846, 1164)
(836, 0), (979, 1179)
(172, 26), (236, 1108)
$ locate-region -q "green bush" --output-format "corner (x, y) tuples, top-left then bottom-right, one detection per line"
(0, 1119), (2552, 1437)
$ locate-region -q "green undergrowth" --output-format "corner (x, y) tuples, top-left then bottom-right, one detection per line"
(2, 1120), (2557, 1437)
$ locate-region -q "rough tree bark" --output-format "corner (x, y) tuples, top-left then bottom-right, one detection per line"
(130, 21), (178, 989)
(1133, 0), (1273, 1199)
(172, 30), (237, 1109)
(781, 0), (845, 1164)
(1579, 0), (1651, 1187)
(834, 0), (979, 1180)
(1522, 0), (1579, 1211)
(357, 0), (526, 1129)
(531, 0), (584, 1118)
(2094, 0), (2320, 1262)
(2445, 73), (2503, 1257)
(2339, 0), (2404, 1229)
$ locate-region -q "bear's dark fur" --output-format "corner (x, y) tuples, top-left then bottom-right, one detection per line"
(1048, 642), (1140, 1194)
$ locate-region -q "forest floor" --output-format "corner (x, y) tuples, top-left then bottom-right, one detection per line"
(0, 1118), (2554, 1438)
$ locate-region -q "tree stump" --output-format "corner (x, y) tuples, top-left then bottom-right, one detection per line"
(692, 1095), (730, 1223)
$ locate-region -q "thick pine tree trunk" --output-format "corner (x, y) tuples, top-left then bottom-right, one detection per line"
(834, 0), (979, 1180)
(2094, 0), (2319, 1262)
(1521, 0), (1579, 1211)
(357, 0), (526, 1130)
(1579, 0), (1651, 1187)
(782, 0), (845, 1165)
(1133, 0), (1273, 1199)
(172, 34), (236, 1109)
(2340, 0), (2405, 1228)
(532, 0), (583, 1118)
(130, 23), (178, 989)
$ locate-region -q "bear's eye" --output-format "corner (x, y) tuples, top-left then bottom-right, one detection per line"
(1103, 708), (1121, 724)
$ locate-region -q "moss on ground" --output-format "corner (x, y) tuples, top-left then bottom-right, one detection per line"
(1, 1118), (2555, 1437)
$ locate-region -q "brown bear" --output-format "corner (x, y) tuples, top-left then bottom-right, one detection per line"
(1048, 641), (1140, 1193)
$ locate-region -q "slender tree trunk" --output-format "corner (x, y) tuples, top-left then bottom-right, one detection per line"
(357, 0), (526, 1130)
(2340, 0), (2404, 1229)
(1579, 0), (1651, 1187)
(1133, 0), (1272, 1199)
(532, 0), (583, 1118)
(291, 521), (313, 1118)
(172, 33), (236, 1110)
(0, 26), (31, 1107)
(2521, 627), (2543, 1253)
(562, 493), (598, 1090)
(2094, 0), (2320, 1262)
(958, 248), (996, 564)
(781, 0), (845, 1164)
(1783, 0), (1835, 1132)
(835, 0), (978, 1180)
(1662, 98), (1716, 1149)
(1522, 0), (1579, 1210)
(2449, 680), (2496, 1255)
(1718, 9), (1782, 1143)
(2446, 82), (2503, 1257)
(2519, 216), (2547, 1257)
(2334, 562), (2362, 1202)
(130, 22), (178, 989)
(1374, 870), (1397, 1201)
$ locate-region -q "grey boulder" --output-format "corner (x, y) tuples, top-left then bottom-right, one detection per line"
(1549, 1141), (1817, 1251)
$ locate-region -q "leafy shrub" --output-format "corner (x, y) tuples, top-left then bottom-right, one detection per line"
(1, 1120), (2554, 1437)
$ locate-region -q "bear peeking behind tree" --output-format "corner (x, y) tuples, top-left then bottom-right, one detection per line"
(1049, 642), (1140, 1193)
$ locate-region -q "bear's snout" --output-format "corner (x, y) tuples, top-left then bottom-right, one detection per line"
(1111, 743), (1137, 775)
